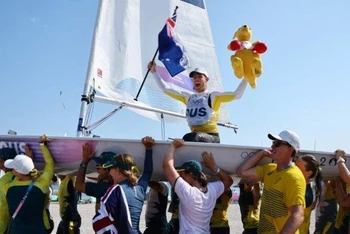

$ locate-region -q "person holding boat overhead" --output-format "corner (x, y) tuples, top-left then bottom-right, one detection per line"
(162, 138), (233, 233)
(0, 134), (54, 234)
(148, 61), (247, 143)
(236, 130), (306, 234)
(91, 136), (155, 234)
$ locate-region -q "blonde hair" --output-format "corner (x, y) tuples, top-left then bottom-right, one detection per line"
(116, 154), (139, 186)
(29, 168), (40, 180)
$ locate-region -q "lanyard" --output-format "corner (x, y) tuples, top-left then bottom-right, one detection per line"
(12, 180), (35, 219)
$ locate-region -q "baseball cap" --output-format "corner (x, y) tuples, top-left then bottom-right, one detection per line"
(4, 155), (34, 175)
(0, 148), (17, 162)
(102, 155), (132, 171)
(189, 68), (209, 78)
(176, 160), (202, 178)
(92, 152), (115, 165)
(268, 130), (300, 152)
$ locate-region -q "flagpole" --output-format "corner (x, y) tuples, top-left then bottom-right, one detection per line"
(134, 6), (179, 101)
(134, 49), (159, 101)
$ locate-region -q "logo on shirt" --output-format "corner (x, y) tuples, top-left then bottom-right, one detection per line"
(186, 107), (207, 117)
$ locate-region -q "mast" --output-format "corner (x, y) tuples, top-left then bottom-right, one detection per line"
(76, 0), (103, 137)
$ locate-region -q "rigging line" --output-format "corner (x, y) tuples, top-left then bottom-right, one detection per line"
(59, 91), (66, 110)
(86, 106), (124, 132)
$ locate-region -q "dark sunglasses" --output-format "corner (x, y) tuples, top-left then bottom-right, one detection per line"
(272, 140), (290, 147)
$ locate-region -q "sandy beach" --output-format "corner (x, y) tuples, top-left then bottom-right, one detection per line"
(50, 203), (316, 234)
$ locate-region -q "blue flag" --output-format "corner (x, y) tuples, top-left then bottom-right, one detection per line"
(158, 8), (190, 77)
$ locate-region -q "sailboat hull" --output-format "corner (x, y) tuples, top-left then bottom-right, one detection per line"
(0, 135), (343, 181)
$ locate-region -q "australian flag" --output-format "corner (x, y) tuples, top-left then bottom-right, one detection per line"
(158, 7), (190, 77)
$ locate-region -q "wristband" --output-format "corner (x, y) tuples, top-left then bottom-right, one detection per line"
(39, 143), (45, 146)
(214, 167), (221, 175)
(337, 158), (345, 164)
(79, 162), (87, 168)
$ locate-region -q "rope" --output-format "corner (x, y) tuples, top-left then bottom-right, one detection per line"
(86, 106), (124, 132)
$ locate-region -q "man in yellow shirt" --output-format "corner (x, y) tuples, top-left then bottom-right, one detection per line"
(237, 130), (306, 234)
(148, 61), (247, 143)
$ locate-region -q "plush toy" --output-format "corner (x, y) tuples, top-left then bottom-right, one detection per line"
(227, 25), (267, 89)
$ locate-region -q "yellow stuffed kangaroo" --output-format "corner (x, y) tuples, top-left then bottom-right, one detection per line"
(227, 25), (267, 89)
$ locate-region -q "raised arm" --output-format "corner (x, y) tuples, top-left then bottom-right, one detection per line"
(37, 134), (55, 192)
(210, 79), (248, 108)
(75, 142), (94, 193)
(236, 150), (271, 181)
(148, 61), (189, 104)
(202, 152), (233, 190)
(162, 139), (184, 186)
(137, 136), (155, 190)
(335, 150), (350, 184)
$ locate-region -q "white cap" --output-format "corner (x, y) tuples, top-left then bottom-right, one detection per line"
(268, 130), (300, 152)
(189, 68), (209, 78)
(5, 155), (34, 175)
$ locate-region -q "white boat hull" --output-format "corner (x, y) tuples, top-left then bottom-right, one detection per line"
(0, 135), (344, 181)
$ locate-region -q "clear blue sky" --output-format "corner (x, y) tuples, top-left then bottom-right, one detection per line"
(1, 0), (349, 153)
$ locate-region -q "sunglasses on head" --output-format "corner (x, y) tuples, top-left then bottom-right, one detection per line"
(272, 140), (290, 147)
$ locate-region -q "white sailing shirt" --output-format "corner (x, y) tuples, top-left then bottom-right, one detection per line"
(186, 92), (214, 127)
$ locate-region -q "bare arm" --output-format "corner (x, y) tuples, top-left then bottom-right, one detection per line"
(75, 142), (94, 193)
(279, 205), (304, 234)
(236, 150), (271, 181)
(162, 139), (183, 187)
(334, 179), (350, 207)
(335, 150), (350, 184)
(202, 152), (233, 190)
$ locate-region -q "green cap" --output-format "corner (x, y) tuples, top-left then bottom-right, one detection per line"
(176, 160), (202, 178)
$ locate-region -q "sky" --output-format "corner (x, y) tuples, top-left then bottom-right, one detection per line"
(1, 0), (350, 153)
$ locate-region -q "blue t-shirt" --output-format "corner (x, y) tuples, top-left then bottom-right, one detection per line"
(118, 148), (153, 234)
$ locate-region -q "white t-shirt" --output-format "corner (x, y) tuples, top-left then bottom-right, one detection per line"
(174, 177), (224, 234)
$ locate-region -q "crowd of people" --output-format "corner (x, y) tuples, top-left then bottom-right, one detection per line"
(0, 67), (350, 234)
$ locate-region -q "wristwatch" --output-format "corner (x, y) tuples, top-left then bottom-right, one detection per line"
(79, 162), (87, 168)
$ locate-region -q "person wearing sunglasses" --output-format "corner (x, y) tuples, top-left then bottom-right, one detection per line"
(75, 146), (114, 213)
(237, 130), (306, 234)
(92, 136), (155, 234)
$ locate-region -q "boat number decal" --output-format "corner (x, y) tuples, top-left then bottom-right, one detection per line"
(319, 157), (345, 167)
(0, 141), (26, 154)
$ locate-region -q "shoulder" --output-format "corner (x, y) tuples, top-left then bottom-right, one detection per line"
(284, 165), (306, 183)
(159, 181), (169, 195)
(208, 181), (224, 190)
